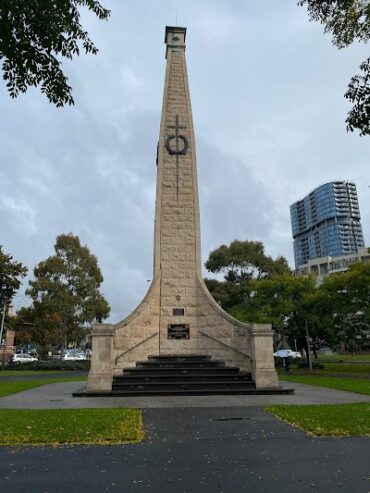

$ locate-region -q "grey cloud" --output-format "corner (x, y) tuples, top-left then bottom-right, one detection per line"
(1, 0), (369, 320)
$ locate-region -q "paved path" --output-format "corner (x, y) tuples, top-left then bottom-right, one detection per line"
(1, 382), (370, 492)
(0, 380), (370, 408)
(0, 406), (369, 493)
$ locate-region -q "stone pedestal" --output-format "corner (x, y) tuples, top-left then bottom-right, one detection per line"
(86, 324), (114, 391)
(250, 324), (279, 388)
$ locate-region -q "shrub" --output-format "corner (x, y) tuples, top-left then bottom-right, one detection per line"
(7, 360), (90, 371)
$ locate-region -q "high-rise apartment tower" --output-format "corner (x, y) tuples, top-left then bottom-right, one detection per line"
(290, 181), (364, 269)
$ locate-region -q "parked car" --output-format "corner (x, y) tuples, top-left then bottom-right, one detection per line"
(12, 353), (38, 364)
(62, 351), (88, 361)
(274, 349), (302, 359)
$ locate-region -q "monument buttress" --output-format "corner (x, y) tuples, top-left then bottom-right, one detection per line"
(87, 27), (279, 392)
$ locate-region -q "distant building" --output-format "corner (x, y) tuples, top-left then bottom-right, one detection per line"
(290, 181), (365, 270)
(296, 246), (370, 282)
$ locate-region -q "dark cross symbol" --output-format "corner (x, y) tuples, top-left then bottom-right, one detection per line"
(165, 115), (189, 201)
(165, 115), (189, 156)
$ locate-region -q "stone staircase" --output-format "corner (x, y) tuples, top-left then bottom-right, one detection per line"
(77, 354), (293, 396)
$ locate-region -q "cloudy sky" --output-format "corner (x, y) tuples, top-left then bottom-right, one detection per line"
(1, 1), (369, 322)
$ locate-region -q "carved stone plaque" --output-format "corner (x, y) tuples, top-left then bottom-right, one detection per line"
(168, 324), (190, 340)
(172, 308), (185, 316)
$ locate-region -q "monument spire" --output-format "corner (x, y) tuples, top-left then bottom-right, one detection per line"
(154, 25), (202, 286)
(86, 27), (279, 393)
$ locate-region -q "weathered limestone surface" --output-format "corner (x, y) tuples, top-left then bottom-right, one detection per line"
(87, 26), (278, 392)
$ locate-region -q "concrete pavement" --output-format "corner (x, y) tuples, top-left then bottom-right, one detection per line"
(1, 380), (370, 408)
(0, 406), (370, 493)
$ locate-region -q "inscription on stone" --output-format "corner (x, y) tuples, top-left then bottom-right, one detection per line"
(168, 324), (190, 340)
(173, 308), (185, 316)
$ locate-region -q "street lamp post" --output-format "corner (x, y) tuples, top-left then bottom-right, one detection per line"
(0, 302), (6, 347)
(0, 302), (7, 367)
(305, 319), (313, 370)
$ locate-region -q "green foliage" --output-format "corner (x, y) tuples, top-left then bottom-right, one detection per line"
(267, 402), (370, 436)
(205, 240), (291, 281)
(299, 0), (370, 135)
(7, 359), (91, 371)
(0, 245), (27, 308)
(232, 261), (370, 355)
(0, 408), (143, 446)
(0, 369), (85, 375)
(9, 306), (36, 344)
(0, 0), (110, 106)
(204, 240), (291, 310)
(233, 274), (331, 356)
(25, 233), (110, 347)
(318, 262), (370, 351)
(345, 56), (370, 135)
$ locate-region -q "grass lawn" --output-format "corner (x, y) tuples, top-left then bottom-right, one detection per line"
(0, 408), (143, 446)
(266, 402), (370, 436)
(317, 354), (370, 362)
(0, 370), (80, 376)
(0, 376), (87, 398)
(315, 363), (370, 374)
(280, 374), (370, 395)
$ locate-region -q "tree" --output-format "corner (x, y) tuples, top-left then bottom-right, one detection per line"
(26, 233), (110, 351)
(0, 0), (110, 107)
(319, 262), (370, 351)
(0, 245), (27, 345)
(0, 245), (28, 308)
(299, 0), (370, 135)
(204, 240), (291, 311)
(232, 274), (330, 359)
(9, 306), (36, 345)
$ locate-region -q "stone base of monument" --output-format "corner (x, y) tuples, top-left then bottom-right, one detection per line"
(75, 355), (294, 397)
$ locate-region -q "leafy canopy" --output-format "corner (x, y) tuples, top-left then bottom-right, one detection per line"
(0, 0), (110, 106)
(26, 233), (110, 346)
(205, 240), (290, 282)
(299, 0), (370, 135)
(204, 240), (291, 311)
(0, 245), (27, 307)
(318, 262), (370, 351)
(233, 274), (332, 356)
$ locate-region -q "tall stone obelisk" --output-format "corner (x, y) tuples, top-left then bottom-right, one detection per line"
(87, 27), (278, 392)
(154, 26), (204, 352)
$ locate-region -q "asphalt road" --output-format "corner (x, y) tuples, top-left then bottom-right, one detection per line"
(1, 406), (369, 493)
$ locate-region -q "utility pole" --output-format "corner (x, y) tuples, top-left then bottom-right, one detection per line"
(0, 302), (7, 367)
(305, 319), (313, 370)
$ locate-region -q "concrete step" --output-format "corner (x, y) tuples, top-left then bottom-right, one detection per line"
(112, 379), (255, 389)
(114, 373), (252, 383)
(147, 354), (211, 361)
(77, 387), (294, 397)
(107, 354), (260, 397)
(136, 361), (226, 368)
(121, 367), (241, 375)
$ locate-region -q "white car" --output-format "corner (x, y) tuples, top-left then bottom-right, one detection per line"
(63, 352), (87, 361)
(274, 349), (302, 359)
(12, 353), (38, 364)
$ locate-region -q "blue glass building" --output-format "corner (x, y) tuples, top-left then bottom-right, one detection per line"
(290, 181), (364, 269)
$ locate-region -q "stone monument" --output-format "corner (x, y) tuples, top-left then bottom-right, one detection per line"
(87, 26), (279, 392)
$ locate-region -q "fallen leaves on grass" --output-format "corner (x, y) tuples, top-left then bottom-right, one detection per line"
(0, 408), (143, 446)
(266, 403), (370, 437)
